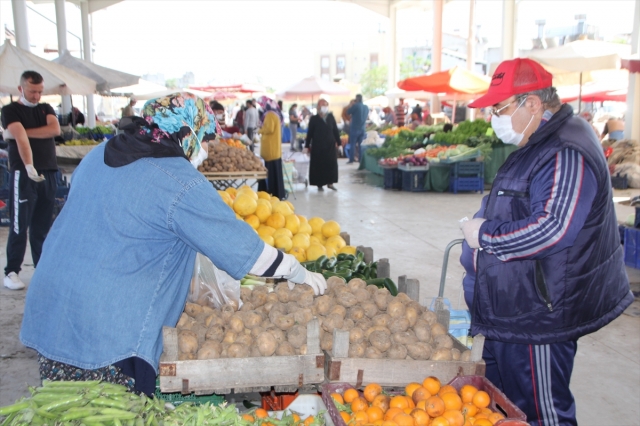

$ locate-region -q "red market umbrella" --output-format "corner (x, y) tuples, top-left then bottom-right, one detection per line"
(190, 83), (266, 94)
(212, 91), (237, 100)
(397, 66), (490, 95)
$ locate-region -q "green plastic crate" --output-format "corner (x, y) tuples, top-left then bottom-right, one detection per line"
(155, 379), (225, 406)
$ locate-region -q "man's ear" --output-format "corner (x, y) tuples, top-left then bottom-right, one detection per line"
(526, 95), (543, 115)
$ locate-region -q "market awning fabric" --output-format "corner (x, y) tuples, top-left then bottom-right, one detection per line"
(528, 40), (631, 73)
(190, 83), (266, 94)
(622, 57), (640, 74)
(397, 66), (490, 95)
(53, 50), (139, 93)
(0, 40), (96, 96)
(277, 76), (351, 100)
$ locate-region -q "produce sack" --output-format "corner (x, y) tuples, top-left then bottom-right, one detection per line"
(188, 253), (241, 309)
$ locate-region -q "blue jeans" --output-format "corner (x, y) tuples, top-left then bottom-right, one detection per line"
(348, 128), (366, 162)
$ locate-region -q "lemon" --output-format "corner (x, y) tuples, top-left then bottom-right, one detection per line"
(321, 220), (341, 238)
(260, 234), (275, 246)
(235, 213), (243, 220)
(257, 225), (276, 237)
(338, 245), (357, 255)
(244, 214), (260, 229)
(297, 214), (308, 224)
(271, 196), (280, 202)
(238, 184), (253, 192)
(255, 202), (272, 223)
(273, 228), (293, 240)
(284, 200), (295, 213)
(298, 222), (313, 234)
(284, 214), (300, 234)
(326, 235), (347, 250)
(272, 201), (294, 216)
(308, 217), (325, 234)
(275, 235), (293, 252)
(289, 247), (306, 262)
(306, 243), (327, 261)
(310, 235), (322, 245)
(311, 232), (326, 244)
(257, 191), (272, 200)
(324, 245), (337, 258)
(225, 187), (237, 199)
(237, 188), (258, 200)
(266, 212), (286, 229)
(291, 233), (311, 250)
(217, 190), (233, 207)
(233, 194), (258, 217)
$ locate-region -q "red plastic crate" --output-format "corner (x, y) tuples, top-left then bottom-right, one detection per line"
(261, 391), (300, 411)
(322, 376), (527, 426)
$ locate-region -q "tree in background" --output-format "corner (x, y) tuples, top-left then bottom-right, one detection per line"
(165, 78), (179, 89)
(360, 65), (388, 98)
(400, 56), (431, 80)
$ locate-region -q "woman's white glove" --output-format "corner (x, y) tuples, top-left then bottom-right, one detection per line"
(25, 164), (45, 182)
(460, 218), (486, 249)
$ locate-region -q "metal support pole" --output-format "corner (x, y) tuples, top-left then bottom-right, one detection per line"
(55, 0), (72, 115)
(81, 0), (96, 127)
(624, 0), (639, 141)
(502, 0), (516, 61)
(387, 3), (397, 103)
(11, 0), (30, 51)
(466, 0), (476, 121)
(431, 0), (443, 114)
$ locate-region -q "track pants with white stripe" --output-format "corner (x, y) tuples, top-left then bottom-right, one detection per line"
(483, 338), (578, 426)
(4, 169), (57, 276)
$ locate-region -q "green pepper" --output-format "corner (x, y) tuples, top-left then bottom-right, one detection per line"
(350, 260), (362, 272)
(337, 253), (348, 261)
(336, 260), (353, 270)
(362, 266), (371, 279)
(315, 255), (328, 269)
(356, 251), (365, 262)
(325, 257), (338, 269)
(351, 273), (365, 279)
(383, 278), (398, 296)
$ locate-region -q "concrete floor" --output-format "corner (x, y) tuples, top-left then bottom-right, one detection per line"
(1, 156), (639, 425)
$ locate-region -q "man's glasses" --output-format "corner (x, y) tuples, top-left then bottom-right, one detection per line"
(489, 95), (527, 117)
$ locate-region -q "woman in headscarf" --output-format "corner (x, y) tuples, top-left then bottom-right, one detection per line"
(256, 96), (286, 199)
(304, 98), (340, 191)
(20, 93), (326, 396)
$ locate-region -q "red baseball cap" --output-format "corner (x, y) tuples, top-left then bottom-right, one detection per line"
(469, 58), (553, 108)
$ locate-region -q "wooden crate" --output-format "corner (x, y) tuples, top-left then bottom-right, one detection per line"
(159, 319), (325, 395)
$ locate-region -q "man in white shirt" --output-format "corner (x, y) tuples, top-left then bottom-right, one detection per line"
(243, 100), (259, 152)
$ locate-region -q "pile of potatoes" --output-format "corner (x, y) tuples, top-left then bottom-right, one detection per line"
(175, 277), (471, 362)
(197, 143), (266, 173)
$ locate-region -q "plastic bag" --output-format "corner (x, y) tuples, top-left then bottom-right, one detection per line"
(188, 253), (241, 310)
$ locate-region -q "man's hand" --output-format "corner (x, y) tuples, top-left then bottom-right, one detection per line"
(25, 164), (45, 182)
(460, 218), (486, 249)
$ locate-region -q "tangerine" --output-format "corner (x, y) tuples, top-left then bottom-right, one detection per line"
(422, 377), (441, 396)
(352, 411), (369, 424)
(415, 400), (428, 412)
(424, 396), (445, 417)
(364, 383), (383, 402)
(254, 408), (269, 419)
(461, 402), (478, 418)
(390, 395), (410, 410)
(442, 410), (464, 426)
(351, 397), (369, 413)
(393, 413), (416, 426)
(242, 414), (255, 422)
(459, 384), (479, 404)
(384, 408), (404, 421)
(405, 382), (422, 398)
(292, 414), (301, 423)
(410, 409), (430, 426)
(430, 416), (450, 426)
(441, 393), (463, 411)
(473, 419), (494, 426)
(487, 412), (505, 425)
(437, 385), (457, 397)
(411, 387), (432, 405)
(344, 388), (360, 403)
(303, 416), (315, 426)
(382, 422), (397, 426)
(366, 406), (385, 422)
(372, 394), (390, 412)
(472, 391), (491, 409)
(480, 408), (493, 415)
(331, 393), (344, 405)
(403, 408), (413, 415)
(340, 412), (351, 423)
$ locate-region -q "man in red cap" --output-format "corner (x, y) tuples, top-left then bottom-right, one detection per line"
(458, 58), (632, 425)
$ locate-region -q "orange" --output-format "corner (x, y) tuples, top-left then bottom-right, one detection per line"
(344, 388), (360, 403)
(487, 412), (505, 425)
(415, 400), (428, 412)
(463, 421), (473, 426)
(430, 416), (450, 426)
(459, 384), (479, 404)
(382, 422), (397, 426)
(403, 408), (414, 415)
(410, 409), (430, 426)
(474, 413), (490, 420)
(441, 393), (463, 411)
(412, 387), (432, 405)
(374, 421), (384, 426)
(394, 413), (416, 426)
(422, 377), (441, 396)
(366, 406), (385, 422)
(461, 403), (478, 418)
(372, 394), (390, 412)
(303, 416), (315, 426)
(364, 383), (383, 402)
(352, 411), (369, 424)
(254, 408), (269, 419)
(242, 414), (255, 422)
(405, 382), (423, 398)
(424, 396), (445, 417)
(351, 397), (369, 413)
(472, 391), (491, 409)
(292, 413), (301, 423)
(331, 393), (344, 405)
(406, 398), (416, 409)
(442, 410), (464, 426)
(340, 412), (351, 423)
(473, 419), (494, 426)
(437, 385), (457, 397)
(390, 395), (410, 410)
(384, 408), (404, 421)
(480, 408), (493, 415)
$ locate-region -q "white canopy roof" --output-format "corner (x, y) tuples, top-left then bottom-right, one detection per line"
(53, 51), (139, 93)
(528, 40), (631, 73)
(277, 76), (351, 101)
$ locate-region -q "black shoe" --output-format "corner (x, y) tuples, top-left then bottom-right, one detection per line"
(327, 184), (337, 191)
(318, 186), (324, 191)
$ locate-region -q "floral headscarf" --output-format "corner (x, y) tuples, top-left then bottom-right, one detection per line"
(257, 96), (283, 122)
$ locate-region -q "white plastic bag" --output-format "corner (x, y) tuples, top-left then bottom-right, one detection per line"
(188, 253), (241, 309)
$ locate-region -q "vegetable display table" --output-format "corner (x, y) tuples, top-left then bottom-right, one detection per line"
(55, 145), (97, 163)
(358, 148), (384, 176)
(202, 171), (267, 190)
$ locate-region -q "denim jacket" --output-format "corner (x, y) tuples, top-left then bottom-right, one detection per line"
(20, 143), (263, 372)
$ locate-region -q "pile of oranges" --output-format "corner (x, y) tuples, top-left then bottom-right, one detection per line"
(242, 407), (319, 426)
(331, 377), (505, 426)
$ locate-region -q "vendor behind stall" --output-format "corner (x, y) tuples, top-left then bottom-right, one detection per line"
(20, 93), (326, 396)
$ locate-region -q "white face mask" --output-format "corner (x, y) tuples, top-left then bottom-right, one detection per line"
(19, 88), (38, 107)
(215, 113), (224, 121)
(320, 106), (329, 114)
(490, 98), (533, 146)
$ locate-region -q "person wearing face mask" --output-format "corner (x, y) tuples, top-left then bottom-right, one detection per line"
(0, 71), (60, 291)
(19, 92), (327, 395)
(289, 103), (300, 151)
(210, 101), (240, 136)
(458, 59), (632, 426)
(304, 99), (340, 191)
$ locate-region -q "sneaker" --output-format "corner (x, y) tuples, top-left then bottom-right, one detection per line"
(4, 272), (25, 290)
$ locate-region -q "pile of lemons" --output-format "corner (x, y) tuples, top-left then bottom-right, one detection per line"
(217, 186), (357, 262)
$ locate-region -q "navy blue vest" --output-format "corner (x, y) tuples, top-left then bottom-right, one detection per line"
(473, 104), (633, 344)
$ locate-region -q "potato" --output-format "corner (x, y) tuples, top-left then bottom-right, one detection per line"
(348, 278), (367, 291)
(221, 304), (235, 321)
(268, 303), (288, 323)
(371, 314), (392, 328)
(407, 301), (424, 314)
(292, 283), (315, 299)
(330, 305), (347, 319)
(434, 334), (454, 349)
(336, 291), (358, 308)
(276, 341), (297, 356)
(451, 348), (461, 361)
(387, 299), (406, 318)
(178, 330), (199, 354)
(176, 313), (192, 329)
(227, 342), (249, 358)
(285, 301), (300, 314)
(195, 305), (216, 322)
(365, 346), (384, 359)
(205, 314), (223, 328)
(275, 282), (291, 303)
(392, 330), (417, 345)
(222, 331), (237, 344)
(355, 318), (372, 332)
(205, 326), (224, 342)
(178, 352), (196, 360)
(262, 301), (276, 314)
(250, 345), (262, 357)
(364, 325), (391, 340)
(366, 284), (379, 296)
(369, 330), (392, 352)
(322, 313), (344, 333)
(374, 288), (391, 310)
(342, 318), (355, 331)
(257, 331), (278, 356)
(413, 322), (432, 343)
(293, 308), (313, 326)
(348, 341), (367, 358)
(184, 302), (204, 318)
(273, 314), (295, 331)
(298, 344), (308, 355)
(191, 323), (207, 344)
(389, 317), (410, 334)
(460, 350), (472, 362)
(430, 323), (447, 338)
(250, 287), (269, 308)
(361, 301), (379, 319)
(314, 295), (334, 315)
(353, 288), (370, 303)
(240, 287), (252, 303)
(287, 324), (307, 349)
(349, 327), (365, 344)
(228, 314), (245, 334)
(242, 312), (263, 329)
(297, 292), (315, 308)
(266, 292), (279, 304)
(405, 305), (419, 327)
(406, 342), (433, 360)
(395, 293), (412, 304)
(235, 333), (253, 347)
(431, 348), (452, 361)
(265, 327), (285, 345)
(197, 340), (222, 360)
(347, 306), (365, 321)
(422, 310), (438, 325)
(388, 344), (408, 359)
(320, 334), (333, 351)
(251, 326), (265, 339)
(326, 276), (347, 294)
